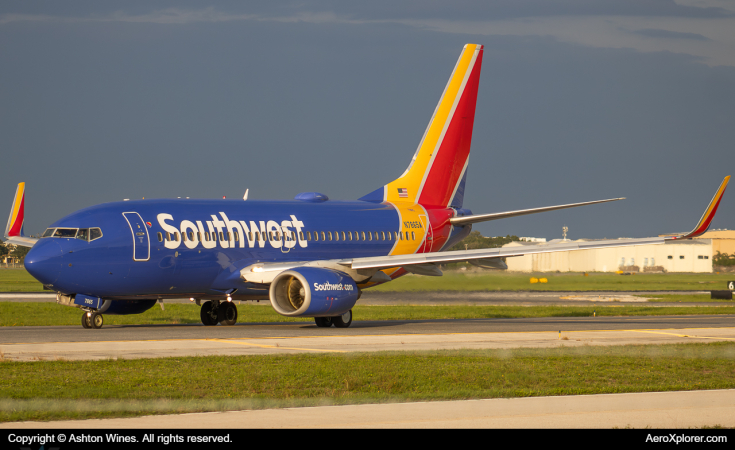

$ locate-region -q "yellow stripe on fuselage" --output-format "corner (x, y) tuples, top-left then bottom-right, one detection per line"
(385, 44), (480, 204)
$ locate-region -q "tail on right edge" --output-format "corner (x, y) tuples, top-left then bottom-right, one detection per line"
(359, 44), (484, 209)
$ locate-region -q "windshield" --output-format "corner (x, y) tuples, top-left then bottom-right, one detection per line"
(53, 228), (77, 238)
(41, 227), (102, 241)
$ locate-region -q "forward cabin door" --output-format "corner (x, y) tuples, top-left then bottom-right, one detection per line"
(123, 212), (150, 261)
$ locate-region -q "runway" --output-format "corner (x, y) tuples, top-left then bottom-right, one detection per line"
(1, 315), (733, 361)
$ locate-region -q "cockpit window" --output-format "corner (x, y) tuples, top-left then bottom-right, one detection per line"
(76, 229), (89, 241)
(42, 227), (102, 241)
(89, 228), (103, 241)
(53, 228), (78, 238)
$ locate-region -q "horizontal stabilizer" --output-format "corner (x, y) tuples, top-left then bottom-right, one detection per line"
(450, 197), (625, 226)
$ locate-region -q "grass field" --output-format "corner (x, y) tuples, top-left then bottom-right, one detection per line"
(1, 301), (735, 326)
(1, 342), (733, 422)
(2, 268), (734, 293)
(0, 269), (43, 292)
(372, 271), (735, 292)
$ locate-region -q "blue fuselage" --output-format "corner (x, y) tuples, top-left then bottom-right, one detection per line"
(26, 198), (465, 301)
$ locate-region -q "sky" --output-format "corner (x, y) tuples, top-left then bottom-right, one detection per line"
(1, 1), (734, 241)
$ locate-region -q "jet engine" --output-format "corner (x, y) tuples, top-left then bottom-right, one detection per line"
(269, 267), (359, 317)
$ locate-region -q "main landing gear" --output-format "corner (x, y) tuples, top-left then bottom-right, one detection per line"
(200, 300), (238, 326)
(314, 310), (353, 328)
(81, 311), (104, 329)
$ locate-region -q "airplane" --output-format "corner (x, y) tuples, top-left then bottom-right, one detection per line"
(4, 44), (730, 329)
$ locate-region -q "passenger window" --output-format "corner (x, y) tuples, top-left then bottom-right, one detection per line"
(197, 232), (202, 242)
(381, 231), (385, 241)
(166, 232), (171, 241)
(405, 231), (409, 240)
(387, 231), (392, 241)
(334, 232), (339, 241)
(299, 231), (304, 241)
(361, 231), (366, 241)
(174, 232), (179, 241)
(321, 231), (326, 241)
(76, 229), (89, 241)
(314, 232), (319, 242)
(204, 232), (210, 241)
(158, 232), (163, 242)
(234, 232), (239, 242)
(328, 231), (333, 241)
(411, 232), (415, 241)
(368, 232), (372, 241)
(348, 231), (353, 241)
(181, 233), (187, 242)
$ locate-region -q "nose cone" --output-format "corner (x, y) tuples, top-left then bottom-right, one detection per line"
(24, 239), (63, 285)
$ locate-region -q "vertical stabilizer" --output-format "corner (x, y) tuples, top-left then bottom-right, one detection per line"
(5, 182), (25, 237)
(360, 44), (483, 208)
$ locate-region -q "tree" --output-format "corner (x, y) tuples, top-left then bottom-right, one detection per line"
(713, 251), (735, 267)
(0, 240), (8, 260)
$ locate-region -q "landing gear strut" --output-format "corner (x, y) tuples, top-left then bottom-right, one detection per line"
(314, 309), (352, 328)
(81, 312), (104, 329)
(200, 301), (238, 326)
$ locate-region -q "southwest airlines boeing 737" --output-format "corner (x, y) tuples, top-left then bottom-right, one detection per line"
(4, 44), (730, 329)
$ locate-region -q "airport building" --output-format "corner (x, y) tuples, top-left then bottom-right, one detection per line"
(503, 238), (714, 273)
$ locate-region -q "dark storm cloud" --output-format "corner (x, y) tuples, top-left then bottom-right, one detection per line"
(633, 28), (711, 41)
(304, 0), (734, 21)
(0, 3), (733, 240)
(1, 1), (732, 22)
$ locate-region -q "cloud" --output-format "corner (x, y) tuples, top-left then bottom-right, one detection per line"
(633, 28), (711, 40)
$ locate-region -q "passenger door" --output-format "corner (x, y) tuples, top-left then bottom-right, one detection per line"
(123, 212), (150, 261)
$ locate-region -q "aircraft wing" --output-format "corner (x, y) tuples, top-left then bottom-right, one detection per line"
(241, 176), (729, 283)
(344, 237), (663, 270)
(3, 236), (38, 247)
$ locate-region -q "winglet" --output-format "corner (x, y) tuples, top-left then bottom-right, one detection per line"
(5, 182), (25, 237)
(671, 175), (730, 240)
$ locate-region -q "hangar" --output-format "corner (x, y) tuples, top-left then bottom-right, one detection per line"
(503, 238), (713, 273)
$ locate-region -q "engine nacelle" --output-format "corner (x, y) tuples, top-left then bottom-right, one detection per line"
(269, 267), (359, 317)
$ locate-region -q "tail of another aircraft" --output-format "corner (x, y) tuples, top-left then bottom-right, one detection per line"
(5, 182), (25, 237)
(360, 43), (483, 209)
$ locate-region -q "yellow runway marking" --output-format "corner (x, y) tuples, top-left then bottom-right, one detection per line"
(629, 330), (735, 340)
(205, 338), (346, 353)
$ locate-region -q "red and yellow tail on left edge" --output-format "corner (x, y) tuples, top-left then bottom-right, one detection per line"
(5, 182), (25, 237)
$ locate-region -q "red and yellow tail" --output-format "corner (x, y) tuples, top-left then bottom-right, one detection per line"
(360, 44), (484, 209)
(5, 182), (25, 237)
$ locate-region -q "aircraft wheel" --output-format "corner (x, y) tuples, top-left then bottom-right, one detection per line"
(200, 302), (218, 326)
(218, 302), (238, 326)
(91, 313), (104, 329)
(314, 317), (333, 327)
(81, 313), (91, 329)
(332, 310), (352, 328)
